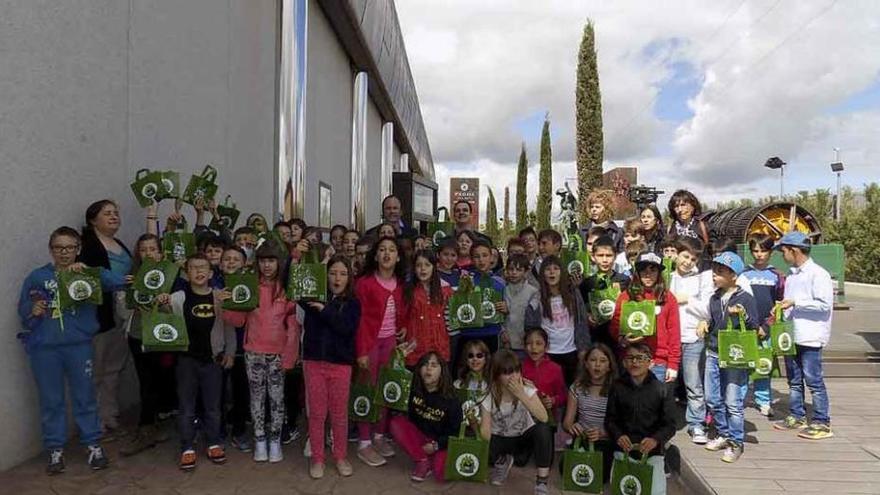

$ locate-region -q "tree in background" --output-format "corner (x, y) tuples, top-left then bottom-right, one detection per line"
(515, 142), (529, 230)
(503, 186), (511, 234)
(536, 115), (553, 230)
(485, 186), (499, 243)
(576, 20), (604, 224)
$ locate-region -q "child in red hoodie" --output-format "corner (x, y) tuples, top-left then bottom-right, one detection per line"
(521, 327), (568, 452)
(610, 253), (681, 385)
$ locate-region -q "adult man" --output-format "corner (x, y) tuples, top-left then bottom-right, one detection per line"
(364, 195), (417, 238)
(771, 232), (834, 440)
(451, 200), (474, 236)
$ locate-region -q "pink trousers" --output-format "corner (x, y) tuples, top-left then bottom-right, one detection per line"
(389, 415), (448, 482)
(357, 336), (396, 441)
(303, 360), (352, 463)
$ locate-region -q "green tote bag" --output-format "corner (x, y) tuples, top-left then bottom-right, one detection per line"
(770, 305), (796, 356)
(427, 206), (454, 247)
(750, 345), (782, 382)
(130, 169), (164, 207)
(57, 268), (103, 309)
(562, 234), (591, 279)
(611, 451), (653, 495)
(222, 272), (259, 311)
(589, 275), (621, 325)
(478, 277), (505, 325)
(620, 299), (657, 337)
(444, 422), (489, 483)
(348, 370), (380, 423)
(162, 232), (196, 265)
(562, 438), (604, 493)
(208, 195), (241, 231)
(448, 278), (484, 331)
(133, 259), (179, 296)
(156, 170), (180, 200)
(181, 165), (219, 206)
(286, 250), (327, 302)
(376, 349), (413, 412)
(141, 306), (189, 353)
(718, 317), (759, 369)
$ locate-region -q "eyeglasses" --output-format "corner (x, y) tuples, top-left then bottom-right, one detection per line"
(623, 355), (651, 363)
(51, 245), (79, 254)
(467, 352), (485, 360)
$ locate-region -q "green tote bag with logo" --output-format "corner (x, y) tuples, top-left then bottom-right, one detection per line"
(478, 277), (505, 325)
(589, 275), (621, 325)
(770, 305), (796, 356)
(286, 250), (327, 302)
(444, 421), (489, 483)
(718, 317), (759, 369)
(562, 439), (604, 493)
(448, 278), (484, 331)
(620, 299), (657, 338)
(141, 306), (189, 353)
(130, 169), (164, 207)
(162, 232), (196, 265)
(208, 195), (241, 232)
(562, 234), (591, 280)
(181, 164), (219, 206)
(57, 268), (103, 309)
(348, 370), (380, 423)
(376, 349), (413, 412)
(133, 259), (179, 296)
(156, 170), (180, 200)
(427, 206), (454, 247)
(611, 451), (653, 495)
(750, 345), (782, 382)
(222, 272), (259, 311)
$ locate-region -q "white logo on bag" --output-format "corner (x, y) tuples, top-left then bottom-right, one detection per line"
(598, 299), (615, 317)
(383, 382), (402, 403)
(728, 344), (745, 361)
(141, 182), (158, 199)
(567, 260), (585, 276)
(353, 396), (371, 417)
(144, 269), (166, 290)
(68, 280), (93, 301)
(619, 474), (642, 495)
(162, 178), (174, 193)
(231, 284), (251, 304)
(481, 300), (496, 319)
(457, 304), (477, 324)
(571, 463), (595, 487)
(757, 357), (773, 375)
(777, 333), (793, 351)
(432, 230), (446, 244)
(454, 453), (479, 477)
(627, 311), (649, 332)
(300, 273), (318, 294)
(153, 324), (178, 343)
(220, 215), (233, 228)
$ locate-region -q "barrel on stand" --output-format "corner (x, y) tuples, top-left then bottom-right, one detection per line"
(702, 202), (823, 244)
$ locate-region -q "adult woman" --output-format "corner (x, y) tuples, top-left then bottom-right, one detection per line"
(78, 199), (132, 437)
(580, 190), (623, 253)
(640, 205), (665, 254)
(666, 190), (709, 246)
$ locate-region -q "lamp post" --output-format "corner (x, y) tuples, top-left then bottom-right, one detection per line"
(764, 157), (786, 198)
(831, 148), (844, 221)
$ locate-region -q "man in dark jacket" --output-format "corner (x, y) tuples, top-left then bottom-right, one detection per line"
(364, 195), (418, 239)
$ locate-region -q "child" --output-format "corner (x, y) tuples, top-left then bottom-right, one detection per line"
(455, 230), (476, 271)
(389, 352), (463, 483)
(525, 256), (590, 385)
(354, 236), (408, 466)
(624, 239), (648, 274)
(233, 226), (258, 267)
(584, 226), (607, 257)
(580, 235), (630, 350)
(537, 229), (563, 259)
(506, 238), (526, 258)
(454, 339), (491, 407)
(197, 234), (227, 289)
(580, 190), (623, 252)
(301, 255), (361, 478)
(223, 241), (299, 464)
(696, 252), (759, 463)
(615, 217), (645, 275)
(18, 227), (126, 474)
(479, 350), (553, 493)
(668, 237), (714, 444)
(158, 254), (236, 470)
(436, 237), (461, 289)
(403, 249), (453, 367)
(741, 234), (786, 418)
(605, 343), (676, 495)
(659, 236), (678, 260)
(377, 222), (397, 240)
(352, 236), (373, 278)
(610, 253), (681, 385)
(246, 213), (269, 235)
(342, 229), (360, 259)
(329, 224), (348, 253)
(563, 343), (619, 483)
(521, 328), (567, 450)
(456, 240), (506, 357)
(772, 232), (834, 440)
(666, 189), (709, 245)
(219, 246), (252, 452)
(500, 254), (539, 354)
(519, 226), (539, 264)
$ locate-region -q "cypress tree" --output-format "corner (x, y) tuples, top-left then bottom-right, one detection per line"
(485, 186), (499, 242)
(576, 20), (604, 223)
(503, 186), (511, 234)
(536, 114), (553, 230)
(515, 142), (529, 230)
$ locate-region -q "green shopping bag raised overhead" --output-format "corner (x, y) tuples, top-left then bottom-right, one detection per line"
(376, 349), (413, 412)
(286, 250), (327, 302)
(156, 170), (180, 200)
(444, 421), (489, 483)
(181, 165), (219, 206)
(427, 206), (454, 247)
(57, 267), (103, 309)
(770, 305), (796, 356)
(348, 371), (379, 423)
(562, 439), (604, 493)
(163, 232), (196, 265)
(141, 306), (189, 352)
(611, 451), (653, 495)
(750, 345), (781, 382)
(133, 259), (179, 296)
(448, 277), (484, 331)
(222, 272), (259, 311)
(718, 317), (759, 369)
(478, 277), (505, 325)
(130, 169), (164, 207)
(620, 299), (656, 337)
(589, 275), (620, 325)
(208, 195), (241, 231)
(562, 234), (591, 279)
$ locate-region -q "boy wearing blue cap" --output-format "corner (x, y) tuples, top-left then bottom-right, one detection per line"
(771, 232), (834, 440)
(696, 251), (759, 463)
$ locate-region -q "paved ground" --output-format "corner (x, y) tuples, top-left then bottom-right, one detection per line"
(825, 295), (880, 355)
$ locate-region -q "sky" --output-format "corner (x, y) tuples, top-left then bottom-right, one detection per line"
(395, 0), (880, 222)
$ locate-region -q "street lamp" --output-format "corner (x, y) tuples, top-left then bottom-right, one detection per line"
(831, 156), (844, 221)
(764, 157), (786, 198)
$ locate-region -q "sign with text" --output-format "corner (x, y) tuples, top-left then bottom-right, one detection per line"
(450, 177), (480, 228)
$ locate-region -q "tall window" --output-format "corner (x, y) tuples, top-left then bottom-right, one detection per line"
(381, 122), (394, 197)
(350, 72), (368, 231)
(278, 0), (308, 221)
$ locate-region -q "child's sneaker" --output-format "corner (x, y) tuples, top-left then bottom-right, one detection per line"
(357, 445), (386, 467)
(372, 435), (395, 458)
(268, 439), (283, 463)
(798, 423), (834, 440)
(773, 415), (808, 431)
(690, 427), (709, 445)
(207, 445), (226, 464)
(87, 445), (109, 471)
(179, 449), (197, 471)
(534, 476), (550, 495)
(309, 461), (325, 479)
(489, 454), (514, 486)
(46, 449), (65, 476)
(253, 439), (268, 462)
(758, 404), (774, 417)
(336, 458), (354, 477)
(720, 441), (743, 463)
(410, 459), (432, 482)
(231, 434), (252, 453)
(704, 437), (728, 451)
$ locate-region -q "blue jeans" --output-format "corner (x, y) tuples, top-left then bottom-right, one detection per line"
(705, 351), (748, 445)
(30, 343), (102, 449)
(650, 363), (666, 382)
(681, 341), (706, 430)
(784, 345), (830, 424)
(177, 355), (223, 450)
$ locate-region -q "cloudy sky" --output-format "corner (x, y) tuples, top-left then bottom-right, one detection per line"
(396, 0), (880, 221)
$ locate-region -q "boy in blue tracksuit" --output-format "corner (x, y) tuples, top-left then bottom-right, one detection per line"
(740, 234), (786, 417)
(697, 252), (759, 464)
(17, 227), (126, 475)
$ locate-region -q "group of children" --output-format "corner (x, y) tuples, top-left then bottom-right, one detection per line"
(18, 188), (835, 495)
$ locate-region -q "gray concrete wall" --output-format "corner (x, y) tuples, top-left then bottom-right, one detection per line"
(365, 99), (383, 226)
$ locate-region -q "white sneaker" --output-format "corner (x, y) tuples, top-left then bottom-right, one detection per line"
(704, 437), (728, 452)
(691, 427), (709, 445)
(253, 439), (268, 462)
(758, 404), (774, 417)
(269, 439), (283, 463)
